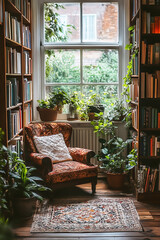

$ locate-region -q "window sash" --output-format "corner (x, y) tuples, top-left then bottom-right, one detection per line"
(41, 1), (122, 99)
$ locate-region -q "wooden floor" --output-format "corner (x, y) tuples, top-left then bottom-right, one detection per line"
(13, 178), (160, 240)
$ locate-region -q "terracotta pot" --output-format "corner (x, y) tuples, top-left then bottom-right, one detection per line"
(37, 107), (57, 121)
(12, 197), (36, 218)
(88, 112), (99, 121)
(88, 105), (104, 121)
(106, 172), (127, 190)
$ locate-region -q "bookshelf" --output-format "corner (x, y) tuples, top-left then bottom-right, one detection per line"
(0, 0), (32, 147)
(130, 0), (160, 202)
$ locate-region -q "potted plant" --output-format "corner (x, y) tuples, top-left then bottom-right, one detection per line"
(108, 97), (128, 121)
(49, 88), (70, 113)
(0, 128), (50, 219)
(86, 92), (104, 121)
(97, 136), (137, 189)
(8, 157), (51, 218)
(91, 112), (137, 190)
(37, 99), (58, 121)
(67, 92), (79, 120)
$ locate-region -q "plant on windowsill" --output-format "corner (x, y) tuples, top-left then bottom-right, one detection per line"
(49, 88), (70, 113)
(37, 88), (70, 121)
(67, 92), (79, 120)
(37, 99), (58, 121)
(107, 97), (128, 122)
(86, 91), (104, 121)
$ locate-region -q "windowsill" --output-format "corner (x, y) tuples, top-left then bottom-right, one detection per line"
(32, 116), (124, 126)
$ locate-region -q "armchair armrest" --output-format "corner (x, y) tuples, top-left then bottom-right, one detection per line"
(68, 147), (95, 165)
(29, 153), (53, 176)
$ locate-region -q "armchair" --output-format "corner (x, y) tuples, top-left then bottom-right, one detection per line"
(24, 122), (98, 194)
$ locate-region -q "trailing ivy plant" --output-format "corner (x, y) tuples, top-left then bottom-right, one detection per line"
(121, 26), (139, 127)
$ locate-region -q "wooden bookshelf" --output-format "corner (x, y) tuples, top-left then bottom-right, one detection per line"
(130, 0), (160, 203)
(0, 0), (32, 146)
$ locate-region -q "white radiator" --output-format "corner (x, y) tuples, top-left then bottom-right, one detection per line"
(70, 121), (127, 165)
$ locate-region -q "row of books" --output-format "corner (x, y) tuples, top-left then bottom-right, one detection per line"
(5, 11), (21, 43)
(132, 0), (140, 17)
(7, 78), (20, 107)
(132, 54), (138, 75)
(132, 107), (138, 130)
(132, 18), (140, 47)
(142, 0), (160, 5)
(24, 103), (32, 126)
(142, 11), (160, 34)
(7, 107), (22, 140)
(141, 71), (160, 98)
(140, 134), (160, 156)
(10, 0), (21, 10)
(23, 26), (31, 49)
(8, 136), (23, 159)
(141, 41), (160, 65)
(23, 0), (31, 21)
(24, 78), (32, 101)
(0, 0), (2, 24)
(141, 106), (160, 129)
(137, 165), (160, 193)
(141, 42), (160, 65)
(6, 47), (21, 74)
(130, 82), (139, 102)
(23, 51), (32, 74)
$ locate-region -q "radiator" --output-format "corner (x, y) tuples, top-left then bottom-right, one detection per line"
(70, 121), (127, 165)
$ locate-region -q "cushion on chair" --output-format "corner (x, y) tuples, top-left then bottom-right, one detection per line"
(33, 133), (72, 163)
(46, 161), (98, 184)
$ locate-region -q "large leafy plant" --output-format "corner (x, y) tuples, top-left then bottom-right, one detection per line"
(9, 160), (50, 201)
(0, 128), (50, 220)
(97, 137), (137, 174)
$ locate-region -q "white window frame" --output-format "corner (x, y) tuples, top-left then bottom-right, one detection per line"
(31, 0), (130, 120)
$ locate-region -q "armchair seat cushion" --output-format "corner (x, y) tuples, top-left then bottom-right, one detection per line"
(46, 161), (98, 184)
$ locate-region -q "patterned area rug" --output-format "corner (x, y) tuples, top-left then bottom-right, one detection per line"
(31, 198), (142, 233)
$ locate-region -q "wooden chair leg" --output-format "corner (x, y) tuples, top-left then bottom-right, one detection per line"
(91, 178), (97, 195)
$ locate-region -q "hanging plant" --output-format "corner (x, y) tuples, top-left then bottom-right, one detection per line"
(121, 26), (139, 127)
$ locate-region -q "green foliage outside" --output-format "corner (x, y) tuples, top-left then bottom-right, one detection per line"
(45, 50), (118, 86)
(44, 3), (75, 42)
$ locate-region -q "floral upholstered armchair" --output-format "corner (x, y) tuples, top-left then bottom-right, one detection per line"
(24, 122), (98, 194)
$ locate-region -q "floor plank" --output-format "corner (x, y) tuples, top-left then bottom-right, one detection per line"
(13, 178), (160, 240)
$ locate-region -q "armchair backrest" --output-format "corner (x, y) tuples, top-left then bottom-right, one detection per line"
(24, 122), (72, 158)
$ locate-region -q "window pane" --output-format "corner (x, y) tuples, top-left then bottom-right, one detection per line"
(83, 50), (118, 83)
(82, 3), (118, 43)
(46, 85), (81, 98)
(45, 50), (80, 84)
(44, 3), (80, 43)
(82, 85), (118, 105)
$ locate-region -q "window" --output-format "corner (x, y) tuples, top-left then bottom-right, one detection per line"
(41, 1), (122, 102)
